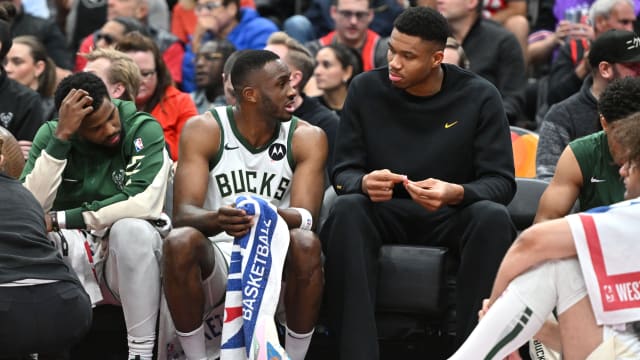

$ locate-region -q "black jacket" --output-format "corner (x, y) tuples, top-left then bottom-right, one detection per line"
(0, 69), (44, 141)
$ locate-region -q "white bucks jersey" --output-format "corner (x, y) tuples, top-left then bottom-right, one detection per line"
(203, 106), (296, 211)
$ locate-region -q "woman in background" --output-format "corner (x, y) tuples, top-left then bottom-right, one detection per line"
(6, 35), (56, 122)
(116, 32), (197, 161)
(312, 43), (362, 117)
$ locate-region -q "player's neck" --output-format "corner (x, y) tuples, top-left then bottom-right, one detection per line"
(405, 66), (444, 97)
(233, 107), (279, 148)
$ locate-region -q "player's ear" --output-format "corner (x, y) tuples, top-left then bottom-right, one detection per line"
(242, 86), (257, 103)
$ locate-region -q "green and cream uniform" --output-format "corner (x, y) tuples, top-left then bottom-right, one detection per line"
(204, 105), (297, 218)
(21, 99), (171, 230)
(570, 131), (624, 211)
(20, 99), (171, 359)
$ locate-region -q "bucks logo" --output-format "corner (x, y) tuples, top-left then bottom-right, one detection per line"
(112, 169), (125, 190)
(0, 112), (14, 128)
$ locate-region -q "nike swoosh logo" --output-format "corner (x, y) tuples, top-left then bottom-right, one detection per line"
(590, 177), (606, 183)
(224, 144), (239, 150)
(62, 178), (79, 183)
(444, 121), (458, 129)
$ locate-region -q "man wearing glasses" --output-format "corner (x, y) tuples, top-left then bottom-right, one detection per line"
(190, 39), (236, 114)
(180, 0), (279, 92)
(305, 0), (388, 72)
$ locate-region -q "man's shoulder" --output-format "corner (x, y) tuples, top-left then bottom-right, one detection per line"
(569, 131), (605, 153)
(472, 19), (514, 40)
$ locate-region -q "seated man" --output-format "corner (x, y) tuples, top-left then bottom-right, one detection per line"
(20, 72), (172, 360)
(162, 50), (327, 360)
(535, 77), (640, 222)
(320, 7), (516, 359)
(0, 138), (92, 358)
(449, 111), (640, 360)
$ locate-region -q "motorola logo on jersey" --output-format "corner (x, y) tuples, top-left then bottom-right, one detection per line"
(268, 143), (286, 161)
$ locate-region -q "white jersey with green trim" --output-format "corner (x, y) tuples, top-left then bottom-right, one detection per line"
(203, 105), (296, 214)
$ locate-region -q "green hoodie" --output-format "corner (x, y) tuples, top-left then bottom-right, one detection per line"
(21, 100), (171, 230)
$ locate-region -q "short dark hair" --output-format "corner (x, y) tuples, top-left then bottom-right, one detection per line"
(223, 49), (250, 76)
(230, 50), (280, 99)
(393, 7), (450, 49)
(54, 72), (109, 113)
(598, 77), (640, 124)
(324, 43), (362, 85)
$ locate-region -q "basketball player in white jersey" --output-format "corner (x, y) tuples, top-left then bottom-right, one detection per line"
(162, 50), (328, 360)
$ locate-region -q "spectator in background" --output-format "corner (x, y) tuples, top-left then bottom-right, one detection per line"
(171, 0), (255, 44)
(305, 0), (388, 72)
(117, 32), (198, 161)
(181, 0), (278, 92)
(442, 36), (471, 69)
(190, 39), (235, 113)
(288, 0), (405, 43)
(0, 3), (44, 160)
(265, 31), (339, 186)
(6, 35), (57, 124)
(536, 30), (640, 181)
(482, 0), (529, 60)
(438, 0), (527, 125)
(92, 16), (148, 50)
(0, 138), (92, 359)
(313, 42), (362, 116)
(547, 0), (636, 106)
(83, 47), (142, 102)
(220, 48), (247, 105)
(75, 0), (185, 85)
(7, 0), (73, 77)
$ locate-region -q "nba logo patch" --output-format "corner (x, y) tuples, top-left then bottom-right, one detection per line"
(134, 137), (144, 152)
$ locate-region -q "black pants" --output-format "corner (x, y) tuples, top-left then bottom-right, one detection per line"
(320, 194), (516, 360)
(0, 281), (92, 358)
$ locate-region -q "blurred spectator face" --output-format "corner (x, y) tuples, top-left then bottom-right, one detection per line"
(330, 0), (373, 45)
(96, 20), (127, 49)
(195, 41), (225, 89)
(222, 72), (236, 105)
(85, 58), (123, 99)
(314, 47), (351, 91)
(195, 0), (236, 35)
(5, 43), (42, 91)
(108, 0), (147, 21)
(126, 50), (158, 106)
(597, 1), (636, 32)
(436, 0), (473, 22)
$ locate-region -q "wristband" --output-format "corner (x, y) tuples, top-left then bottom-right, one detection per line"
(56, 211), (66, 229)
(291, 207), (313, 231)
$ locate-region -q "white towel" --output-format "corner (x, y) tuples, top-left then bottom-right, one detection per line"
(220, 195), (290, 360)
(568, 198), (640, 325)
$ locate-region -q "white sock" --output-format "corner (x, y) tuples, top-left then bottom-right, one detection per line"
(285, 326), (314, 360)
(176, 323), (207, 360)
(127, 335), (154, 360)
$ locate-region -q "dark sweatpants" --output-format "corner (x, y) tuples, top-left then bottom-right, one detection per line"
(0, 280), (92, 357)
(320, 194), (516, 360)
